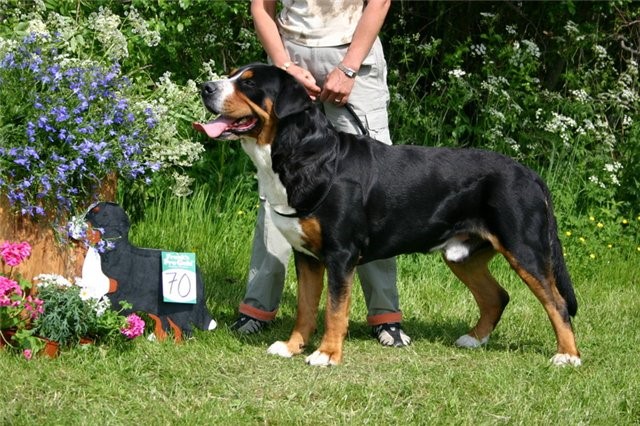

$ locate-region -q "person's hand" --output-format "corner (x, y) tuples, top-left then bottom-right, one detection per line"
(286, 64), (321, 100)
(319, 67), (356, 106)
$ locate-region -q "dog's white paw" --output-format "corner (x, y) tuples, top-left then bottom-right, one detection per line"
(550, 353), (582, 367)
(455, 334), (489, 348)
(305, 350), (337, 367)
(267, 341), (294, 358)
(207, 319), (217, 330)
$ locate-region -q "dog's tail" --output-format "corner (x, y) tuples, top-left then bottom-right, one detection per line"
(540, 179), (578, 317)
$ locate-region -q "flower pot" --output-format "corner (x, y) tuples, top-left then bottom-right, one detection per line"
(40, 338), (60, 358)
(0, 328), (16, 348)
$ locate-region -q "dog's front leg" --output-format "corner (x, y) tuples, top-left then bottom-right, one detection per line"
(305, 265), (355, 366)
(267, 252), (324, 358)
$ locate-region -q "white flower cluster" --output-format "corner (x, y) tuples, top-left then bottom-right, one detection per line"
(604, 162), (623, 186)
(89, 7), (128, 60)
(571, 89), (591, 103)
(471, 43), (487, 57)
(448, 68), (467, 79)
(172, 172), (196, 197)
(35, 274), (73, 288)
(124, 7), (161, 47)
(202, 59), (222, 81)
(26, 18), (48, 37)
(543, 112), (578, 146)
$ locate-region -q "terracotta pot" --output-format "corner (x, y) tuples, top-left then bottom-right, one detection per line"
(40, 338), (60, 358)
(0, 328), (16, 348)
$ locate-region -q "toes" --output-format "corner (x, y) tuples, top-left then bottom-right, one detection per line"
(267, 341), (293, 358)
(550, 353), (582, 367)
(455, 334), (489, 348)
(305, 350), (338, 367)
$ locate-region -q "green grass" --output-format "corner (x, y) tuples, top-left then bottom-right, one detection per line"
(1, 186), (639, 425)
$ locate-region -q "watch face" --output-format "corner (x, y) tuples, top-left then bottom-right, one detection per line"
(339, 64), (356, 78)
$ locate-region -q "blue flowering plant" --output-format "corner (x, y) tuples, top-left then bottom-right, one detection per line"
(0, 8), (210, 229)
(0, 30), (163, 221)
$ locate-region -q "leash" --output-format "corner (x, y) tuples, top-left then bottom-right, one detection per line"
(344, 103), (370, 137)
(273, 154), (339, 218)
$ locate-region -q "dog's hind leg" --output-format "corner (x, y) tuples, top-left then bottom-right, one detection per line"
(445, 247), (510, 349)
(305, 266), (356, 367)
(267, 252), (325, 359)
(500, 248), (581, 367)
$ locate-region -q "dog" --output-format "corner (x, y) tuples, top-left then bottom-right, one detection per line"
(194, 63), (581, 367)
(82, 202), (217, 340)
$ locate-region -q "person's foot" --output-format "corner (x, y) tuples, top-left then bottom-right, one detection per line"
(230, 314), (269, 334)
(373, 323), (411, 347)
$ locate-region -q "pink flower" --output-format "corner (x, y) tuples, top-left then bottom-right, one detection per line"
(120, 313), (145, 339)
(0, 241), (32, 267)
(24, 295), (44, 319)
(0, 276), (22, 307)
(23, 349), (33, 360)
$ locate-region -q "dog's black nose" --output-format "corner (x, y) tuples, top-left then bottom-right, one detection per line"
(201, 82), (219, 95)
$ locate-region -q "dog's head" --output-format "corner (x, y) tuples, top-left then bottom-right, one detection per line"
(194, 63), (312, 145)
(84, 201), (130, 242)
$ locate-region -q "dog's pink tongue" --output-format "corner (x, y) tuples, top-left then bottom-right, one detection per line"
(192, 116), (235, 138)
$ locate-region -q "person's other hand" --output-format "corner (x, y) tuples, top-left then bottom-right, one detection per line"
(287, 64), (321, 100)
(319, 67), (355, 106)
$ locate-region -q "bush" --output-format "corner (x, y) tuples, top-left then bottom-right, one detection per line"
(386, 7), (639, 221)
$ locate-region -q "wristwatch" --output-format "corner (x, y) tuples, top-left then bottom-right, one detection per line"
(337, 63), (357, 78)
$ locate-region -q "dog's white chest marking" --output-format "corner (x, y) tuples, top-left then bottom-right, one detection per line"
(241, 139), (316, 257)
(240, 140), (290, 208)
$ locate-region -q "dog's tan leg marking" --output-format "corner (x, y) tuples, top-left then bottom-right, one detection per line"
(445, 247), (509, 347)
(502, 251), (581, 366)
(268, 254), (324, 358)
(306, 269), (355, 366)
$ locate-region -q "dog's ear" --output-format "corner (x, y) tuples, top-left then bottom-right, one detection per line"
(274, 73), (312, 119)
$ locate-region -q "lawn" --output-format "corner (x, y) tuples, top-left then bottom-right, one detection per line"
(1, 187), (638, 425)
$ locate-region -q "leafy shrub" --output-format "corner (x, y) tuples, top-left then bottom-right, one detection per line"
(386, 9), (639, 220)
(0, 4), (208, 222)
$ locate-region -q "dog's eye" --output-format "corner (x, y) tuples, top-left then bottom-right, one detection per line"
(241, 79), (256, 89)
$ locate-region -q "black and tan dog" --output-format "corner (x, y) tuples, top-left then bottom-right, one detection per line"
(194, 64), (581, 367)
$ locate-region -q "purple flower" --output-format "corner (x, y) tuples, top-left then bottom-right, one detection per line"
(51, 105), (69, 122)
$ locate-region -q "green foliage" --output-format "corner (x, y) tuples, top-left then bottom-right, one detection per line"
(386, 4), (640, 220)
(32, 284), (95, 347)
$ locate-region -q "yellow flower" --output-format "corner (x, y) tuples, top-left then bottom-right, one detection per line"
(565, 231), (572, 237)
(589, 216), (595, 221)
(237, 210), (245, 215)
(607, 244), (613, 249)
(589, 253), (596, 259)
(597, 222), (604, 228)
(579, 237), (586, 243)
(622, 219), (629, 225)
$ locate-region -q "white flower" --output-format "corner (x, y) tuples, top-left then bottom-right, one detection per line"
(35, 274), (72, 288)
(471, 44), (486, 57)
(448, 68), (466, 78)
